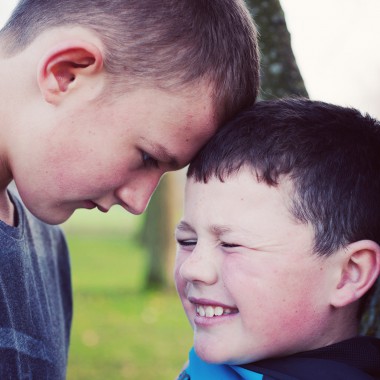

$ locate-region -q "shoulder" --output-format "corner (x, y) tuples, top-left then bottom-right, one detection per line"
(242, 337), (380, 380)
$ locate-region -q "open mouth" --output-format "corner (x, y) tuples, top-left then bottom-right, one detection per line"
(196, 305), (238, 318)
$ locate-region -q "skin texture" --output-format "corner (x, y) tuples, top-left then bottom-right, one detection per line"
(9, 86), (216, 224)
(0, 27), (217, 225)
(174, 170), (361, 365)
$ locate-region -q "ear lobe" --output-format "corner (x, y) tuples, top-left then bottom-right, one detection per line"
(331, 240), (380, 308)
(37, 40), (103, 104)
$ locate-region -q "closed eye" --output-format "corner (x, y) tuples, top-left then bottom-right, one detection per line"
(141, 151), (159, 169)
(177, 239), (197, 247)
(221, 242), (241, 248)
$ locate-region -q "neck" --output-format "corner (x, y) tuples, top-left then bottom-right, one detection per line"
(0, 43), (22, 225)
(324, 305), (359, 347)
(0, 188), (16, 226)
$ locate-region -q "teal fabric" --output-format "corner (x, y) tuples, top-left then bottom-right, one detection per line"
(181, 337), (380, 380)
(186, 347), (263, 380)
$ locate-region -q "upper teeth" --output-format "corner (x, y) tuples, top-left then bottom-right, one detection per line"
(196, 305), (234, 318)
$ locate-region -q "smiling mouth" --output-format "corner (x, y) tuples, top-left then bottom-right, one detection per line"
(196, 305), (238, 318)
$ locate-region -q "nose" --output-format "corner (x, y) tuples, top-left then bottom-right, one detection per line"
(179, 245), (218, 285)
(115, 172), (162, 215)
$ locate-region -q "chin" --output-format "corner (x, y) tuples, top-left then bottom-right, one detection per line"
(31, 208), (73, 225)
(194, 344), (230, 365)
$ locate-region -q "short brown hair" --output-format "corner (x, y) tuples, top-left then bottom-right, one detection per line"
(1, 0), (259, 122)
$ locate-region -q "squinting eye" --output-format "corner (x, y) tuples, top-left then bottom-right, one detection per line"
(141, 151), (159, 169)
(221, 242), (240, 248)
(177, 239), (197, 247)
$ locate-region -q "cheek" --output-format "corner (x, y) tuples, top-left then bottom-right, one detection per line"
(223, 255), (321, 321)
(173, 253), (186, 294)
(221, 255), (262, 297)
(46, 129), (130, 180)
(219, 255), (332, 359)
(173, 264), (182, 293)
(174, 254), (196, 327)
(51, 154), (128, 195)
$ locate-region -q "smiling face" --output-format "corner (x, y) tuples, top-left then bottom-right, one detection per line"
(174, 170), (342, 365)
(10, 85), (216, 224)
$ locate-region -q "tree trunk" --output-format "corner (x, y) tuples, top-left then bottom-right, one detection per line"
(359, 281), (380, 337)
(142, 173), (179, 289)
(245, 0), (308, 100)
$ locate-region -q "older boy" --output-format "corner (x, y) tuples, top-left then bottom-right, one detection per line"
(0, 1), (259, 378)
(175, 98), (380, 379)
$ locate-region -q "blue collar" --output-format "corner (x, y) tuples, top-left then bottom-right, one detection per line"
(186, 347), (263, 380)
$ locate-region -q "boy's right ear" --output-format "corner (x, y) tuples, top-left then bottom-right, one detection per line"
(37, 40), (104, 105)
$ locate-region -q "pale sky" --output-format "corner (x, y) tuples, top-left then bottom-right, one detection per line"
(279, 0), (380, 118)
(1, 0), (379, 118)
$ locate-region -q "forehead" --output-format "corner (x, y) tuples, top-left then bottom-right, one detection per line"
(100, 83), (218, 165)
(116, 83), (216, 129)
(183, 171), (300, 230)
(182, 172), (315, 255)
(185, 170), (288, 204)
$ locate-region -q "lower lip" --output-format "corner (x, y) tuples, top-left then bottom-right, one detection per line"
(194, 312), (238, 327)
(82, 200), (97, 209)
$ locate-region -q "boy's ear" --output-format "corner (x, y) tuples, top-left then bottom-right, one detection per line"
(331, 240), (380, 308)
(37, 40), (104, 104)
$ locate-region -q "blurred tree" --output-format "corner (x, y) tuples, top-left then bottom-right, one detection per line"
(141, 172), (180, 289)
(359, 278), (380, 337)
(245, 0), (308, 100)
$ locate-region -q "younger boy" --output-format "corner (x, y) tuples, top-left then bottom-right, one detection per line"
(0, 1), (259, 378)
(175, 98), (380, 379)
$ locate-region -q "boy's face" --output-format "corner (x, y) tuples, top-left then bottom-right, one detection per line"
(12, 85), (216, 224)
(175, 169), (339, 365)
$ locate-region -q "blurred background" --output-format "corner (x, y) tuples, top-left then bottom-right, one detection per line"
(1, 1), (380, 379)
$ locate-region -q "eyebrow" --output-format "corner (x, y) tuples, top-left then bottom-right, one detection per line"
(142, 138), (180, 169)
(210, 225), (233, 236)
(175, 221), (195, 232)
(155, 144), (180, 169)
(175, 221), (233, 237)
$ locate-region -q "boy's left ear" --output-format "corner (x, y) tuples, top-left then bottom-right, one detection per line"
(331, 240), (380, 308)
(37, 39), (104, 104)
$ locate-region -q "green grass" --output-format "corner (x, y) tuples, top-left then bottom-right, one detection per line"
(64, 209), (193, 380)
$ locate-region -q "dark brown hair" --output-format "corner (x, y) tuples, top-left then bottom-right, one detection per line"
(188, 98), (380, 256)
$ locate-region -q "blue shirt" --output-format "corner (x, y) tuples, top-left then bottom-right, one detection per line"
(179, 337), (380, 380)
(184, 348), (263, 379)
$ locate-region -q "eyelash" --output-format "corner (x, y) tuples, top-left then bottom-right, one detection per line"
(221, 243), (240, 248)
(177, 240), (240, 249)
(141, 151), (159, 169)
(177, 239), (197, 247)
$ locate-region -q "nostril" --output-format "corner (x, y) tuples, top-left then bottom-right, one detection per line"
(115, 175), (159, 214)
(120, 202), (144, 215)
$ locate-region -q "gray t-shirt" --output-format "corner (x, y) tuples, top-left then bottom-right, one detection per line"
(0, 191), (72, 379)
